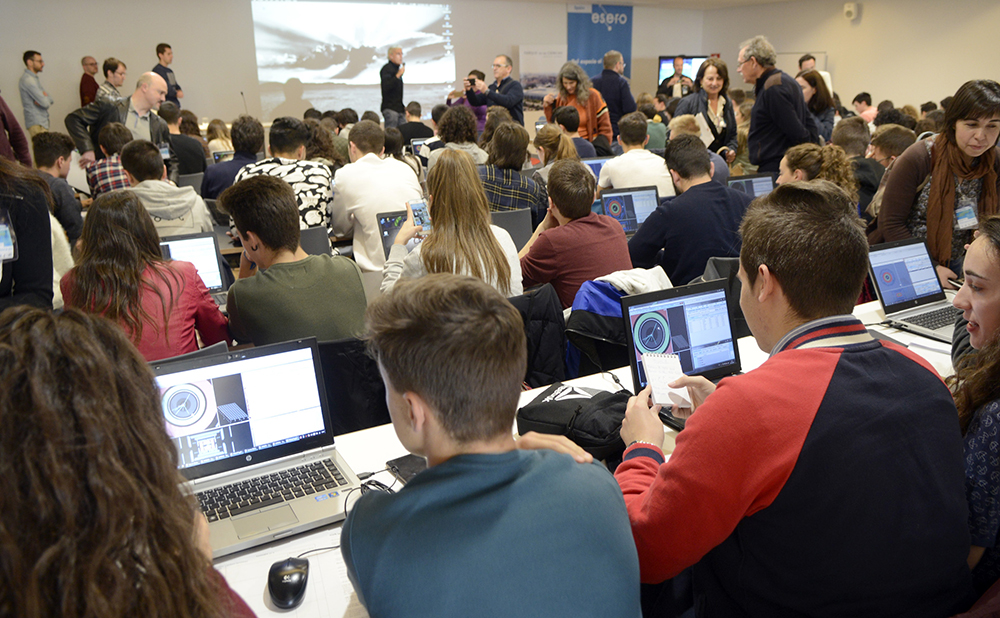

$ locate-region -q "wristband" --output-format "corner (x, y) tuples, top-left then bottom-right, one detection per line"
(626, 440), (660, 450)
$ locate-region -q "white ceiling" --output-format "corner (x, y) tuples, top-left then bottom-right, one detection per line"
(530, 0), (799, 9)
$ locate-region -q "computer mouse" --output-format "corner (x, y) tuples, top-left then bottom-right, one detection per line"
(267, 557), (309, 609)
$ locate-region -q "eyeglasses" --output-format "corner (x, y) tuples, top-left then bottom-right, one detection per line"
(492, 64), (507, 69)
(736, 57), (753, 69)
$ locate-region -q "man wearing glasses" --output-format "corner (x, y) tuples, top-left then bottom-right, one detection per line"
(97, 58), (127, 104)
(591, 49), (636, 139)
(466, 55), (524, 125)
(80, 57), (100, 107)
(736, 35), (818, 173)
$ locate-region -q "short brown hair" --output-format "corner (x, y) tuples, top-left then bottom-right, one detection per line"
(547, 159), (596, 220)
(618, 111), (648, 146)
(32, 131), (75, 168)
(740, 181), (868, 320)
(830, 116), (870, 157)
(120, 140), (164, 182)
(219, 175), (301, 253)
(870, 124), (916, 158)
(366, 274), (526, 443)
(348, 119), (385, 155)
(98, 122), (133, 156)
(486, 122), (529, 170)
(668, 114), (699, 137)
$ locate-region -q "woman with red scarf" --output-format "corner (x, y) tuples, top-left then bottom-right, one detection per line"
(879, 80), (1000, 290)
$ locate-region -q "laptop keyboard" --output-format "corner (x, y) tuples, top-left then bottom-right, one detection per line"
(196, 458), (349, 521)
(901, 306), (961, 331)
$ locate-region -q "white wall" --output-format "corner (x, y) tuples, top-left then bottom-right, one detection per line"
(701, 0), (1000, 108)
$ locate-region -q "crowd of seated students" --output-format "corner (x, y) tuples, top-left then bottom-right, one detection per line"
(6, 41), (1000, 618)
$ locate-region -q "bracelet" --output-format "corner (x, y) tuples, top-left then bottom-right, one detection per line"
(626, 440), (660, 449)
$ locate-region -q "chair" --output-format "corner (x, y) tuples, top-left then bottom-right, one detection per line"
(178, 172), (204, 195)
(204, 198), (231, 226)
(490, 208), (533, 252)
(317, 338), (391, 436)
(155, 340), (230, 364)
(205, 157), (215, 167)
(300, 226), (333, 256)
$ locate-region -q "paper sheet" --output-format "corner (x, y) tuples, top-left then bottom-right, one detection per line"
(215, 526), (368, 617)
(642, 353), (691, 408)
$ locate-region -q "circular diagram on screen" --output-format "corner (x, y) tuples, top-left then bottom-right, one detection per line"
(633, 312), (670, 354)
(605, 197), (625, 218)
(880, 270), (894, 284)
(161, 380), (218, 438)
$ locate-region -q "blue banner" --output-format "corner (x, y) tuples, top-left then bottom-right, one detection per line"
(567, 4), (633, 80)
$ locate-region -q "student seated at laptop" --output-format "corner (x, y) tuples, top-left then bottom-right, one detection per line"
(616, 181), (976, 617)
(553, 105), (597, 159)
(219, 174), (366, 346)
(61, 191), (230, 362)
(342, 273), (641, 617)
(0, 307), (255, 618)
(597, 111), (676, 198)
(382, 149), (522, 296)
(629, 134), (753, 285)
(519, 159), (632, 308)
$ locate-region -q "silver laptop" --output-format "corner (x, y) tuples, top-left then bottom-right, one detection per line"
(727, 173), (775, 199)
(151, 338), (361, 559)
(868, 238), (961, 343)
(160, 232), (228, 308)
(596, 185), (660, 236)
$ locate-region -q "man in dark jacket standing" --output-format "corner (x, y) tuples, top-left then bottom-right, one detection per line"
(591, 50), (636, 139)
(736, 35), (817, 173)
(380, 47), (405, 129)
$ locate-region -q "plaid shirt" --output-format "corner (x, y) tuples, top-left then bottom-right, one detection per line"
(86, 154), (131, 197)
(479, 164), (548, 215)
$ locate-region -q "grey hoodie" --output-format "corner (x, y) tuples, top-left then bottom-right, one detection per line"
(130, 180), (214, 238)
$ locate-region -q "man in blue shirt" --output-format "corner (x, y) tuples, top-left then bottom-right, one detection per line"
(18, 50), (54, 136)
(466, 55), (524, 125)
(342, 273), (641, 618)
(201, 114), (263, 200)
(591, 50), (636, 139)
(152, 43), (183, 107)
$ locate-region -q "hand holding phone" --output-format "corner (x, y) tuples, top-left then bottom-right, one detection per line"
(408, 200), (432, 234)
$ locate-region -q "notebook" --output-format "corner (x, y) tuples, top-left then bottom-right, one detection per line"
(160, 232), (228, 307)
(621, 278), (743, 393)
(727, 173), (775, 199)
(150, 338), (361, 559)
(599, 186), (660, 235)
(581, 156), (614, 179)
(377, 210), (424, 259)
(868, 237), (961, 343)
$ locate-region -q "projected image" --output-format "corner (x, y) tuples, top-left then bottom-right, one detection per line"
(251, 1), (456, 120)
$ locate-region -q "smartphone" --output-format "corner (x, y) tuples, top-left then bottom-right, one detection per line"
(408, 200), (432, 233)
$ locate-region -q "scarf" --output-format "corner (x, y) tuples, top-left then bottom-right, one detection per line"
(926, 136), (998, 264)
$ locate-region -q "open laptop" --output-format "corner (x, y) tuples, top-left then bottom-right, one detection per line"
(868, 237), (961, 343)
(598, 186), (660, 236)
(581, 156), (614, 179)
(409, 137), (429, 156)
(377, 210), (423, 259)
(728, 173), (775, 199)
(160, 232), (229, 307)
(622, 278), (743, 404)
(213, 150), (235, 164)
(150, 338), (362, 559)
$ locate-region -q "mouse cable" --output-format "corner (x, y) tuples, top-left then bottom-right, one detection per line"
(297, 545), (340, 559)
(356, 466), (390, 480)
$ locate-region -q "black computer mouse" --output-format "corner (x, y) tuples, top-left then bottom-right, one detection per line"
(267, 557), (309, 610)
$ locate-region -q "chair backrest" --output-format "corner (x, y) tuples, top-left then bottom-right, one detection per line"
(177, 172), (204, 195)
(203, 198), (231, 226)
(299, 226), (333, 256)
(156, 340), (229, 364)
(317, 338), (391, 436)
(205, 157), (214, 167)
(490, 208), (533, 252)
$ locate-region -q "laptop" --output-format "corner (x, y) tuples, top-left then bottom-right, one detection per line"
(728, 173), (775, 199)
(599, 186), (660, 236)
(622, 278), (743, 401)
(160, 232), (229, 308)
(868, 237), (961, 343)
(409, 137), (429, 156)
(581, 156), (614, 179)
(150, 338), (362, 559)
(213, 150), (235, 164)
(377, 210), (423, 259)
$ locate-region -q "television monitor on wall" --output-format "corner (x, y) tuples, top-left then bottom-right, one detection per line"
(657, 56), (709, 85)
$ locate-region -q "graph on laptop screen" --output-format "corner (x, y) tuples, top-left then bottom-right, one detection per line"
(627, 288), (736, 387)
(155, 347), (327, 469)
(602, 188), (659, 234)
(869, 241), (941, 304)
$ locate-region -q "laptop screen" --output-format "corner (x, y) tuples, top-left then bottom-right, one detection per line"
(868, 238), (947, 313)
(377, 210), (423, 259)
(622, 280), (741, 389)
(582, 156), (614, 178)
(728, 173), (775, 199)
(410, 137), (429, 153)
(152, 339), (333, 481)
(601, 186), (660, 234)
(160, 233), (224, 292)
(213, 150), (235, 163)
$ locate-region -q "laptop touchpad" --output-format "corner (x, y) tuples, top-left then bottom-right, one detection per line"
(233, 505), (299, 538)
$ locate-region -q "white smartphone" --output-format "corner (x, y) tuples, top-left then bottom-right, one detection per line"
(408, 200), (432, 233)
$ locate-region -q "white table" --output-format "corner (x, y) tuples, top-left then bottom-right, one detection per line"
(215, 300), (955, 616)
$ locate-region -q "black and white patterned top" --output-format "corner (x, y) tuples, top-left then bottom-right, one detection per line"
(235, 157), (333, 230)
(965, 398), (1000, 593)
